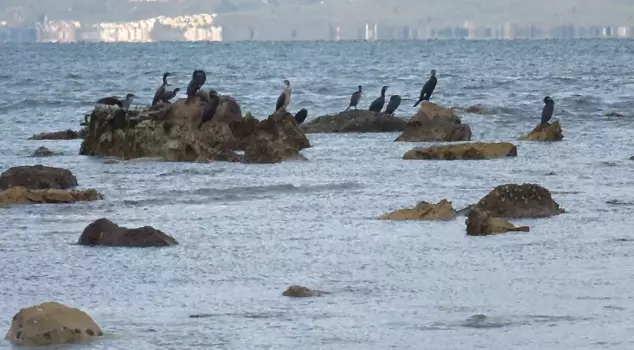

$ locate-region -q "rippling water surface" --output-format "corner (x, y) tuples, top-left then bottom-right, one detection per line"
(1, 40), (634, 350)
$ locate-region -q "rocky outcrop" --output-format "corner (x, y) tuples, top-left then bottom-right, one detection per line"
(403, 142), (517, 160)
(0, 186), (103, 205)
(378, 199), (456, 221)
(466, 207), (530, 236)
(5, 301), (103, 347)
(31, 146), (59, 157)
(28, 129), (80, 140)
(473, 183), (564, 218)
(78, 218), (178, 247)
(79, 96), (310, 164)
(282, 285), (328, 297)
(0, 165), (77, 190)
(395, 102), (472, 142)
(301, 110), (407, 133)
(519, 121), (564, 141)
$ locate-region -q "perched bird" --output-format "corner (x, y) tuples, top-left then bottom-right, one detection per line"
(161, 88), (180, 103)
(369, 85), (389, 112)
(275, 79), (292, 113)
(186, 70), (207, 104)
(294, 109), (308, 124)
(384, 95), (402, 116)
(151, 72), (173, 106)
(344, 85), (362, 111)
(413, 69), (437, 107)
(96, 93), (138, 109)
(541, 96), (554, 125)
(198, 90), (220, 129)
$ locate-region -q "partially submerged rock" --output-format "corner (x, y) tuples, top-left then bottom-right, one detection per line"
(395, 102), (472, 142)
(4, 301), (103, 347)
(474, 183), (564, 218)
(378, 199), (456, 221)
(282, 285), (328, 297)
(403, 142), (517, 160)
(28, 129), (80, 140)
(79, 96), (310, 164)
(78, 218), (178, 247)
(0, 186), (103, 205)
(519, 121), (564, 141)
(301, 110), (407, 133)
(31, 146), (59, 157)
(0, 165), (77, 190)
(466, 207), (530, 236)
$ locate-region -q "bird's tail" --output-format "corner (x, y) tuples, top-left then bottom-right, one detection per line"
(344, 106), (350, 112)
(413, 100), (421, 107)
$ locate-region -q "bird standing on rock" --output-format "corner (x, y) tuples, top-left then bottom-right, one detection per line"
(413, 69), (437, 107)
(96, 93), (138, 110)
(369, 86), (389, 112)
(198, 90), (220, 129)
(152, 72), (173, 106)
(541, 96), (554, 125)
(344, 85), (362, 111)
(384, 95), (402, 116)
(275, 79), (292, 113)
(186, 70), (207, 104)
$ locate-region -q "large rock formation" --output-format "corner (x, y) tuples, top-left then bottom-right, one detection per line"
(395, 102), (472, 142)
(473, 183), (564, 218)
(28, 129), (80, 140)
(0, 165), (77, 190)
(519, 121), (564, 141)
(79, 95), (310, 164)
(301, 110), (407, 133)
(465, 207), (530, 236)
(403, 142), (518, 160)
(378, 199), (456, 221)
(78, 218), (178, 247)
(0, 186), (103, 205)
(5, 301), (103, 347)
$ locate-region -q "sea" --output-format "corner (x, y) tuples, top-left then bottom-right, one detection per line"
(0, 39), (633, 350)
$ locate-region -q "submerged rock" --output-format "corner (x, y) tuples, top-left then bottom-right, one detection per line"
(4, 301), (103, 347)
(474, 183), (564, 218)
(403, 142), (517, 160)
(378, 199), (456, 221)
(0, 165), (78, 190)
(301, 110), (407, 133)
(28, 129), (80, 140)
(519, 121), (564, 141)
(395, 102), (472, 142)
(31, 146), (59, 157)
(465, 207), (530, 236)
(78, 218), (178, 247)
(0, 186), (103, 205)
(282, 285), (328, 297)
(79, 96), (310, 164)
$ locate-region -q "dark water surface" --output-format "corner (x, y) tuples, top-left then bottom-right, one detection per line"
(1, 40), (634, 349)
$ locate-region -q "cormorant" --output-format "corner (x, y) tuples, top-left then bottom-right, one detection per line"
(186, 70), (207, 104)
(413, 69), (437, 107)
(96, 93), (138, 109)
(384, 95), (402, 116)
(294, 109), (308, 124)
(161, 88), (180, 103)
(541, 96), (554, 125)
(369, 85), (389, 112)
(198, 90), (220, 129)
(151, 72), (173, 106)
(275, 79), (291, 113)
(344, 85), (362, 111)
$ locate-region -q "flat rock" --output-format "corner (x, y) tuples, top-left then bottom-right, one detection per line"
(519, 121), (564, 141)
(0, 186), (103, 205)
(378, 199), (456, 220)
(403, 142), (518, 160)
(473, 183), (564, 218)
(282, 285), (328, 297)
(466, 207), (530, 236)
(28, 129), (80, 140)
(78, 218), (178, 247)
(0, 165), (78, 190)
(301, 110), (407, 133)
(395, 102), (472, 142)
(5, 301), (103, 347)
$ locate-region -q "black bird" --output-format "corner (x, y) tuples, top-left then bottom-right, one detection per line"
(384, 95), (402, 116)
(161, 88), (180, 103)
(152, 72), (173, 106)
(369, 85), (389, 112)
(413, 69), (437, 107)
(294, 109), (308, 124)
(198, 90), (220, 129)
(186, 70), (207, 104)
(344, 85), (362, 111)
(541, 96), (554, 125)
(275, 79), (292, 112)
(96, 93), (137, 109)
